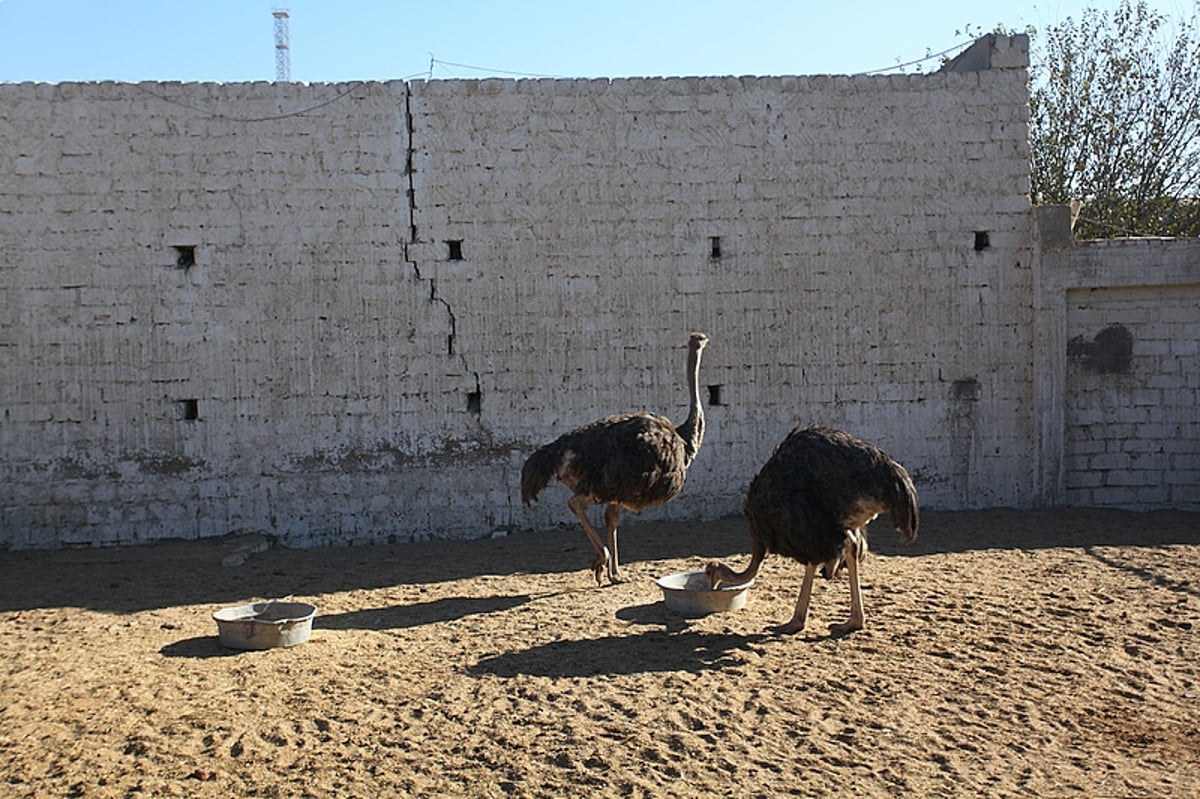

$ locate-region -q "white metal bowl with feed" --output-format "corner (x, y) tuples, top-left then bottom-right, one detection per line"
(212, 600), (317, 650)
(655, 571), (754, 616)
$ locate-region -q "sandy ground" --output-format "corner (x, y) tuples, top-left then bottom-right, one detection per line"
(1, 508), (1198, 798)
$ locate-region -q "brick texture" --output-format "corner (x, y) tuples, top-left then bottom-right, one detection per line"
(5, 36), (1189, 549)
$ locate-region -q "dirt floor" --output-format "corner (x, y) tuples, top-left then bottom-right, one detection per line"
(1, 508), (1198, 798)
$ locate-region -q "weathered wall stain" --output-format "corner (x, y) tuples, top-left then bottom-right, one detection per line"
(286, 438), (519, 474)
(1067, 324), (1134, 374)
(1053, 280), (1200, 509)
(133, 453), (207, 476)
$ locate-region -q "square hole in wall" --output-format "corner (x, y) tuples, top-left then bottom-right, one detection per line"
(952, 378), (980, 400)
(178, 399), (199, 421)
(446, 240), (464, 261)
(710, 236), (723, 259)
(707, 384), (724, 406)
(173, 245), (196, 269)
(466, 390), (482, 415)
(974, 231), (990, 251)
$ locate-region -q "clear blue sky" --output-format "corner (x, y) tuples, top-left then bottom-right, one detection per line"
(0, 0), (1194, 83)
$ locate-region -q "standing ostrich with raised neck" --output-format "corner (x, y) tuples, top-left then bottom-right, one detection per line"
(708, 425), (918, 634)
(521, 333), (709, 585)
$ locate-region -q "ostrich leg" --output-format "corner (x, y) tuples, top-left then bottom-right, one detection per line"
(829, 529), (866, 634)
(603, 503), (624, 583)
(776, 563), (818, 635)
(567, 494), (610, 585)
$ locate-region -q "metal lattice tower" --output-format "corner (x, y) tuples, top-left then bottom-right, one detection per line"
(273, 9), (291, 82)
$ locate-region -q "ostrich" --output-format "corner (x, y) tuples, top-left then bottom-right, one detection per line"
(707, 425), (918, 634)
(521, 332), (709, 585)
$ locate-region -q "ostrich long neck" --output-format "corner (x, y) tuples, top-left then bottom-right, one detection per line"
(675, 343), (705, 466)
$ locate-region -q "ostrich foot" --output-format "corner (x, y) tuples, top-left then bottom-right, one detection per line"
(606, 556), (625, 583)
(772, 617), (808, 635)
(590, 551), (610, 586)
(828, 616), (864, 636)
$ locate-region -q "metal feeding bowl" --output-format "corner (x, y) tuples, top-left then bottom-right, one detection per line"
(212, 600), (317, 650)
(655, 571), (754, 616)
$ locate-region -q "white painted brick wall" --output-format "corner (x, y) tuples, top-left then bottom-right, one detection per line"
(411, 65), (1037, 532)
(1036, 222), (1200, 511)
(0, 81), (491, 548)
(9, 36), (1182, 550)
(1063, 285), (1200, 508)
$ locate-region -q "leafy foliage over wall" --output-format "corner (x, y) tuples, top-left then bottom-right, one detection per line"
(1028, 0), (1200, 238)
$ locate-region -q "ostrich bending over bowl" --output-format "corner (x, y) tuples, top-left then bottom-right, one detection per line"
(707, 425), (918, 634)
(521, 333), (709, 585)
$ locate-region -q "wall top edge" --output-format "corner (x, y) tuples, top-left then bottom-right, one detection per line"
(0, 79), (403, 89)
(0, 70), (1012, 90)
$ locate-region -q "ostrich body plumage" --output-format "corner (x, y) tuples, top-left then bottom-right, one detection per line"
(522, 333), (708, 584)
(708, 425), (918, 634)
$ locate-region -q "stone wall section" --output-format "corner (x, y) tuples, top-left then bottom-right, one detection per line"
(410, 65), (1036, 533)
(8, 35), (1188, 548)
(1036, 224), (1200, 510)
(0, 81), (489, 547)
(1065, 285), (1199, 507)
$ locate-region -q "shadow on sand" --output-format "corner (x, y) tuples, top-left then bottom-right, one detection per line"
(892, 508), (1199, 557)
(317, 594), (534, 631)
(159, 636), (245, 660)
(0, 519), (747, 614)
(3, 510), (1196, 615)
(469, 625), (771, 679)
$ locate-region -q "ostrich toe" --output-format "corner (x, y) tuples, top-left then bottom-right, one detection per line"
(773, 617), (807, 635)
(590, 552), (608, 586)
(828, 617), (863, 636)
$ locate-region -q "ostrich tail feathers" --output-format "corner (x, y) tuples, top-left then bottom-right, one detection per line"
(892, 463), (920, 543)
(520, 443), (561, 506)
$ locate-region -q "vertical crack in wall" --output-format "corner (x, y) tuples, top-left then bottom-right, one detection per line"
(402, 82), (480, 419)
(403, 83), (420, 280)
(429, 278), (459, 357)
